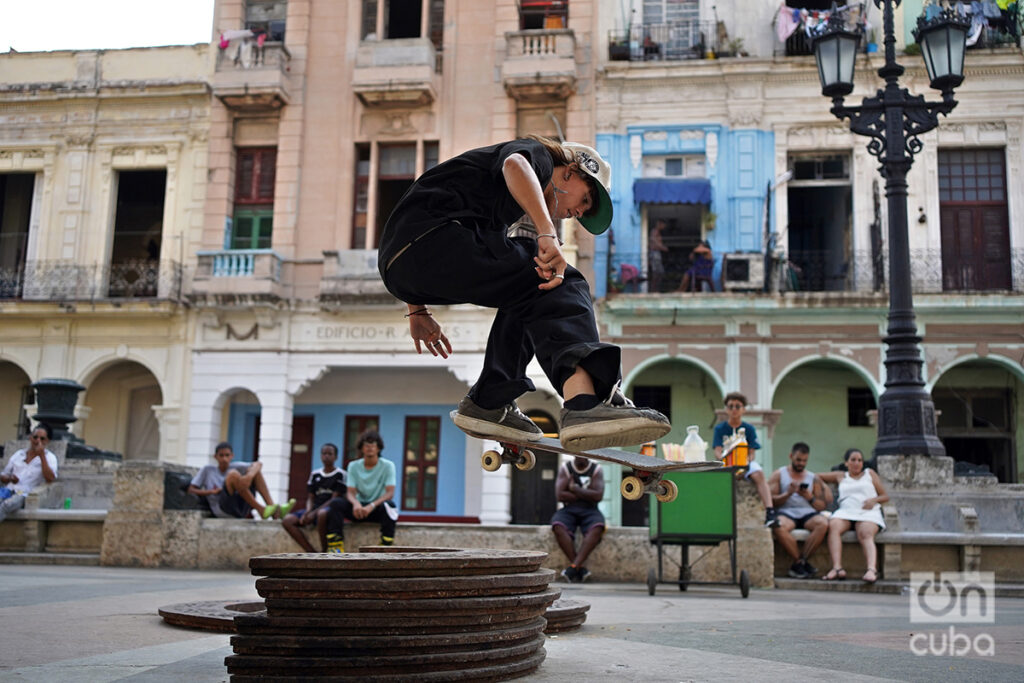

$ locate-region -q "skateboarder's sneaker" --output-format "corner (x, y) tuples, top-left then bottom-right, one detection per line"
(559, 391), (670, 452)
(453, 396), (543, 443)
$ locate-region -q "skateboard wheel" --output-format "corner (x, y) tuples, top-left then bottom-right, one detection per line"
(620, 476), (644, 501)
(515, 449), (536, 471)
(481, 450), (502, 472)
(646, 568), (658, 596)
(740, 569), (750, 598)
(655, 479), (678, 504)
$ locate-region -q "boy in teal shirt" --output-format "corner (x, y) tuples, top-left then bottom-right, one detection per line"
(326, 430), (397, 550)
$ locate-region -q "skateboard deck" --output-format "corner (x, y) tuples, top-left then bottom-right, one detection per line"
(450, 411), (721, 503)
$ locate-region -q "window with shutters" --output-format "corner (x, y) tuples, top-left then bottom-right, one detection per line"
(232, 147), (276, 249)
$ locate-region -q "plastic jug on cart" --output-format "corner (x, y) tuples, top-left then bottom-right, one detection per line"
(682, 425), (707, 463)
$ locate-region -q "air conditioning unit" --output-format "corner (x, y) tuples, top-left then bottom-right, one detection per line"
(722, 253), (764, 291)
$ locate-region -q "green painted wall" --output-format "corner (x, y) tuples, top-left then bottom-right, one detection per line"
(632, 359), (723, 450)
(771, 362), (877, 475)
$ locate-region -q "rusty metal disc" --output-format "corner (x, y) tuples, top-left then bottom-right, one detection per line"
(249, 549), (546, 578)
(157, 600), (265, 632)
(255, 568), (555, 600)
(227, 649), (545, 682)
(262, 586), (560, 618)
(233, 610), (546, 636)
(544, 597), (591, 621)
(229, 617), (545, 657)
(225, 634), (545, 677)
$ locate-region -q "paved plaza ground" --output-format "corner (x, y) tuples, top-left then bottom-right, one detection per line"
(1, 564), (1022, 682)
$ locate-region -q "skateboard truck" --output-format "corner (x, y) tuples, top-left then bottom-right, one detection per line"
(481, 442), (537, 473)
(621, 471), (678, 504)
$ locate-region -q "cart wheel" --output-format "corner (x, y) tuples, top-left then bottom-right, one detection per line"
(515, 449), (536, 471)
(739, 569), (750, 598)
(620, 476), (644, 501)
(481, 450), (502, 472)
(655, 479), (678, 503)
(646, 568), (658, 596)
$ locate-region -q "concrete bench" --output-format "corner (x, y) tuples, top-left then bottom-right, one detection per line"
(774, 506), (1024, 581)
(1, 508), (108, 554)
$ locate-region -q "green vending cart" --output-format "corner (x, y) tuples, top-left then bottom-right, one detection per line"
(647, 467), (749, 597)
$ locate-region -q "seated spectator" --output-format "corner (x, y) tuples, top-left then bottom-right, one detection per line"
(187, 442), (294, 520)
(282, 443), (347, 552)
(712, 392), (779, 528)
(768, 442), (833, 579)
(818, 449), (890, 583)
(648, 219), (669, 292)
(679, 240), (714, 292)
(551, 455), (606, 583)
(326, 430), (397, 551)
(0, 424), (58, 522)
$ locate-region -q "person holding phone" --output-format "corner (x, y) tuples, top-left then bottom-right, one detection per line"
(768, 442), (832, 579)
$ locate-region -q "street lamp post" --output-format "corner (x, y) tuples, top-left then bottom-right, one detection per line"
(812, 1), (970, 458)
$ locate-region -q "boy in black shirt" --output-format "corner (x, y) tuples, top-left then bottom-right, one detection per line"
(379, 137), (670, 451)
(281, 443), (347, 552)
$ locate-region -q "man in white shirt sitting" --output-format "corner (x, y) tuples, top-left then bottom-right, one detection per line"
(0, 424), (59, 521)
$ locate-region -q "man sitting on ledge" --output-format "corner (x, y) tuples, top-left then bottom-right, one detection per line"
(0, 424), (58, 522)
(188, 442), (293, 520)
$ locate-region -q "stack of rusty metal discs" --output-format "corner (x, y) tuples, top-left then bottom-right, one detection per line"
(226, 548), (558, 681)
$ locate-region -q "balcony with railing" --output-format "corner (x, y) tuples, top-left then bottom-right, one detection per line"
(608, 21), (718, 63)
(212, 42), (293, 111)
(353, 38), (440, 108)
(191, 249), (285, 302)
(319, 249), (392, 307)
(0, 259), (183, 302)
(502, 29), (577, 101)
(606, 249), (1024, 297)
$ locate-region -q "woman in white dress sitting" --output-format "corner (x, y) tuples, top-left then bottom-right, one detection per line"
(817, 449), (889, 584)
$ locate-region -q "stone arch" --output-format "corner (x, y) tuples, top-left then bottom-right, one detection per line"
(212, 387), (262, 462)
(0, 359), (33, 443)
(624, 352), (727, 399)
(927, 353), (1024, 393)
(771, 353), (880, 401)
(929, 356), (1024, 483)
(77, 353), (165, 399)
(625, 354), (726, 445)
(769, 357), (880, 474)
(79, 360), (163, 460)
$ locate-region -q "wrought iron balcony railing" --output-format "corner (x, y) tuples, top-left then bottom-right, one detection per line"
(608, 21), (718, 62)
(0, 259), (183, 302)
(607, 248), (1024, 296)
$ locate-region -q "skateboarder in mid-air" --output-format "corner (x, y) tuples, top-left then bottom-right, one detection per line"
(378, 136), (670, 452)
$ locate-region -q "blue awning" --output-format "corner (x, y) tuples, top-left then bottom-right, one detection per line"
(633, 178), (712, 205)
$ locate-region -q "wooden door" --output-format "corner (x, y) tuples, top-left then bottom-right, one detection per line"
(288, 416), (315, 503)
(510, 449), (560, 525)
(939, 149), (1011, 291)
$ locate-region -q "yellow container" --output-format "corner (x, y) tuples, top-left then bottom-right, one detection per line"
(723, 442), (748, 468)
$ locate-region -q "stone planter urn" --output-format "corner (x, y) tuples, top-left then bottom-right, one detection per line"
(32, 378), (85, 442)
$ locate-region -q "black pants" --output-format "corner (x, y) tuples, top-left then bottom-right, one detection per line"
(382, 222), (621, 409)
(326, 498), (396, 545)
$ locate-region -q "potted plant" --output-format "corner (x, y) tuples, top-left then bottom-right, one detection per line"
(701, 210), (717, 232)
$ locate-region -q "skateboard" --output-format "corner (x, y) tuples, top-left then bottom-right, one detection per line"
(450, 411), (722, 503)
